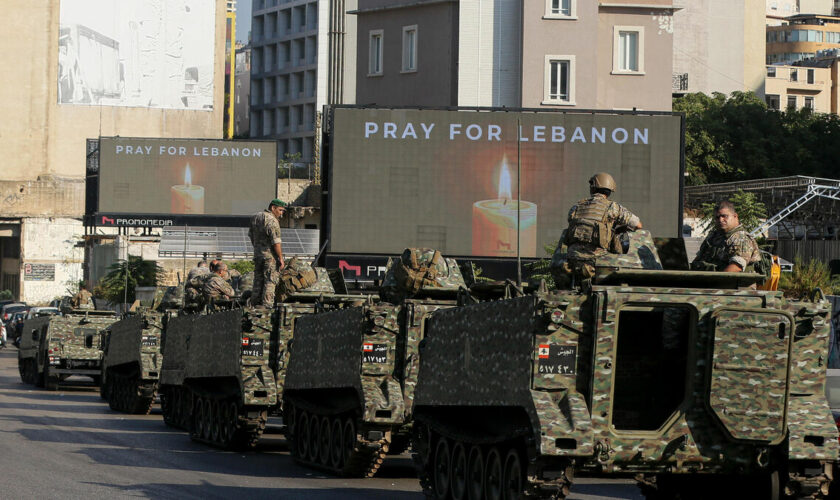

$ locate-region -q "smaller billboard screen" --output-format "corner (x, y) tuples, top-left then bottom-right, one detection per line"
(98, 137), (276, 217)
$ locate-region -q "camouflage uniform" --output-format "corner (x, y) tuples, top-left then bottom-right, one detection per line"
(249, 209), (283, 307)
(202, 274), (235, 304)
(691, 224), (761, 272)
(563, 194), (641, 282)
(187, 266), (210, 282)
(72, 289), (94, 309)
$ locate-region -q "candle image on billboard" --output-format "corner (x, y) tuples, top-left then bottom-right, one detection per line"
(471, 159), (537, 257)
(170, 164), (205, 214)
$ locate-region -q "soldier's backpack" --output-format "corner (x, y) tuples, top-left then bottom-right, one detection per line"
(277, 257), (318, 296)
(393, 248), (443, 294)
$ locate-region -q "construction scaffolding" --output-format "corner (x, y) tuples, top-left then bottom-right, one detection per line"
(685, 176), (840, 239)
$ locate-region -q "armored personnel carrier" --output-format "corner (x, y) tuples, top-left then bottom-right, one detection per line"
(18, 304), (118, 391)
(159, 264), (358, 450)
(411, 231), (838, 499)
(283, 248), (466, 477)
(100, 286), (182, 414)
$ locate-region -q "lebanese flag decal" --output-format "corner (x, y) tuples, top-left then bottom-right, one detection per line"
(538, 344), (550, 359)
(363, 342), (374, 352)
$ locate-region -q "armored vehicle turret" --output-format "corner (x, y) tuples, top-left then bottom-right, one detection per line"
(283, 249), (466, 477)
(100, 286), (182, 414)
(411, 231), (838, 499)
(18, 305), (118, 391)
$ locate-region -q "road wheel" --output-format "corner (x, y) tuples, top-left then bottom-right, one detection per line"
(218, 401), (232, 446)
(502, 448), (524, 500)
(308, 412), (321, 462)
(297, 412), (310, 459)
(450, 441), (467, 500)
(193, 396), (205, 439)
(329, 417), (344, 468)
(433, 437), (452, 499)
(202, 398), (213, 440)
(319, 416), (331, 465)
(342, 417), (356, 466)
(18, 357), (25, 383)
(466, 445), (484, 500)
(108, 375), (120, 411)
(35, 361), (45, 388)
(209, 399), (221, 443)
(485, 447), (503, 500)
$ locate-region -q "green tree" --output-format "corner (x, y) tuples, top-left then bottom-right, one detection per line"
(698, 190), (767, 234)
(0, 290), (12, 301)
(95, 256), (161, 306)
(779, 256), (840, 298)
(229, 260), (255, 275)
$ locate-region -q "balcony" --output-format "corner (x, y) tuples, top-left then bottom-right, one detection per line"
(672, 73), (688, 92)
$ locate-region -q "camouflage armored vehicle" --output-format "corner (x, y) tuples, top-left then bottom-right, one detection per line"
(18, 305), (118, 391)
(159, 264), (359, 450)
(411, 230), (838, 499)
(100, 286), (182, 414)
(283, 248), (466, 477)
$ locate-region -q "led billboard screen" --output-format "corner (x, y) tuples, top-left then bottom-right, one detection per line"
(58, 0), (215, 109)
(328, 107), (683, 258)
(97, 137), (276, 219)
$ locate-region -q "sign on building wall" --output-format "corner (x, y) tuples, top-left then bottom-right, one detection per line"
(58, 0), (215, 110)
(327, 107), (684, 258)
(95, 137), (276, 225)
(24, 264), (56, 282)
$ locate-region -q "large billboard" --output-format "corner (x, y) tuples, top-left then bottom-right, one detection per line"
(327, 107), (683, 259)
(96, 137), (276, 224)
(58, 0), (215, 109)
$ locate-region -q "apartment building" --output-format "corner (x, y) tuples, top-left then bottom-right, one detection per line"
(249, 0), (357, 164)
(765, 64), (831, 111)
(767, 0), (798, 26)
(767, 14), (840, 63)
(354, 0), (676, 111)
(235, 46), (252, 137)
(672, 0), (766, 97)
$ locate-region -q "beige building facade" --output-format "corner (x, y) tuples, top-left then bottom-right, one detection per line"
(673, 0), (766, 98)
(767, 14), (840, 64)
(354, 0), (676, 111)
(765, 64), (832, 111)
(1, 0), (229, 303)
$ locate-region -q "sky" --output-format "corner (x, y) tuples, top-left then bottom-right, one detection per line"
(236, 0), (251, 43)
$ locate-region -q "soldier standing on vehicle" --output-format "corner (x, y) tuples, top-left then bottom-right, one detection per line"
(554, 173), (643, 286)
(691, 201), (760, 273)
(202, 262), (236, 306)
(72, 284), (94, 309)
(249, 199), (286, 307)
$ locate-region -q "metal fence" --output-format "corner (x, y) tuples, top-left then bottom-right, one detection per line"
(773, 239), (840, 270)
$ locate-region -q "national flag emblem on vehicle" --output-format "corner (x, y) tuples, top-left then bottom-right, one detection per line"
(363, 343), (374, 352)
(538, 345), (550, 359)
(241, 337), (250, 346)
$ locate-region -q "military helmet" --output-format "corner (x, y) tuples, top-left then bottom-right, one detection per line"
(589, 172), (617, 193)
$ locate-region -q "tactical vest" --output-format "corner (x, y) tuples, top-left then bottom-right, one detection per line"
(277, 257), (318, 296)
(565, 196), (613, 250)
(393, 249), (442, 294)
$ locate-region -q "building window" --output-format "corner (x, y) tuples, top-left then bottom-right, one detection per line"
(807, 69), (814, 84)
(613, 26), (644, 74)
(790, 69), (798, 82)
(766, 94), (780, 110)
(767, 66), (776, 77)
(805, 96), (814, 109)
(402, 25), (417, 72)
(368, 30), (383, 76)
(543, 55), (575, 105)
(787, 95), (797, 109)
(544, 0), (576, 19)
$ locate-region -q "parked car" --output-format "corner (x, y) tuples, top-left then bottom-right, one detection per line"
(1, 303), (26, 324)
(26, 307), (60, 319)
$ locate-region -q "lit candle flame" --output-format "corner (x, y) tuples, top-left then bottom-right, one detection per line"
(498, 161), (512, 201)
(184, 164), (192, 187)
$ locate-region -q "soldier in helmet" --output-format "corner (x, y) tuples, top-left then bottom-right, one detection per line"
(559, 173), (643, 285)
(249, 199), (286, 307)
(691, 200), (760, 273)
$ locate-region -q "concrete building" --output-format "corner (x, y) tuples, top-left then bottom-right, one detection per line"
(672, 0), (766, 98)
(799, 0), (835, 15)
(765, 63), (832, 111)
(353, 0), (677, 111)
(235, 45), (252, 138)
(767, 0), (798, 26)
(1, 0), (228, 304)
(249, 0), (357, 164)
(767, 14), (840, 64)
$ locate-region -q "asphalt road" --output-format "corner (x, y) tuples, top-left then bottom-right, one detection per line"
(0, 349), (641, 499)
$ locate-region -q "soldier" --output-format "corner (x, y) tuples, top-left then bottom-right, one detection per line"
(557, 173), (643, 285)
(72, 284), (94, 309)
(691, 201), (761, 273)
(249, 199), (286, 307)
(187, 260), (210, 281)
(202, 262), (236, 307)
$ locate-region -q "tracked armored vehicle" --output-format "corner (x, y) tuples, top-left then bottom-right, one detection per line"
(18, 305), (118, 390)
(100, 286), (182, 414)
(159, 266), (359, 450)
(283, 248), (466, 477)
(412, 231), (838, 499)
